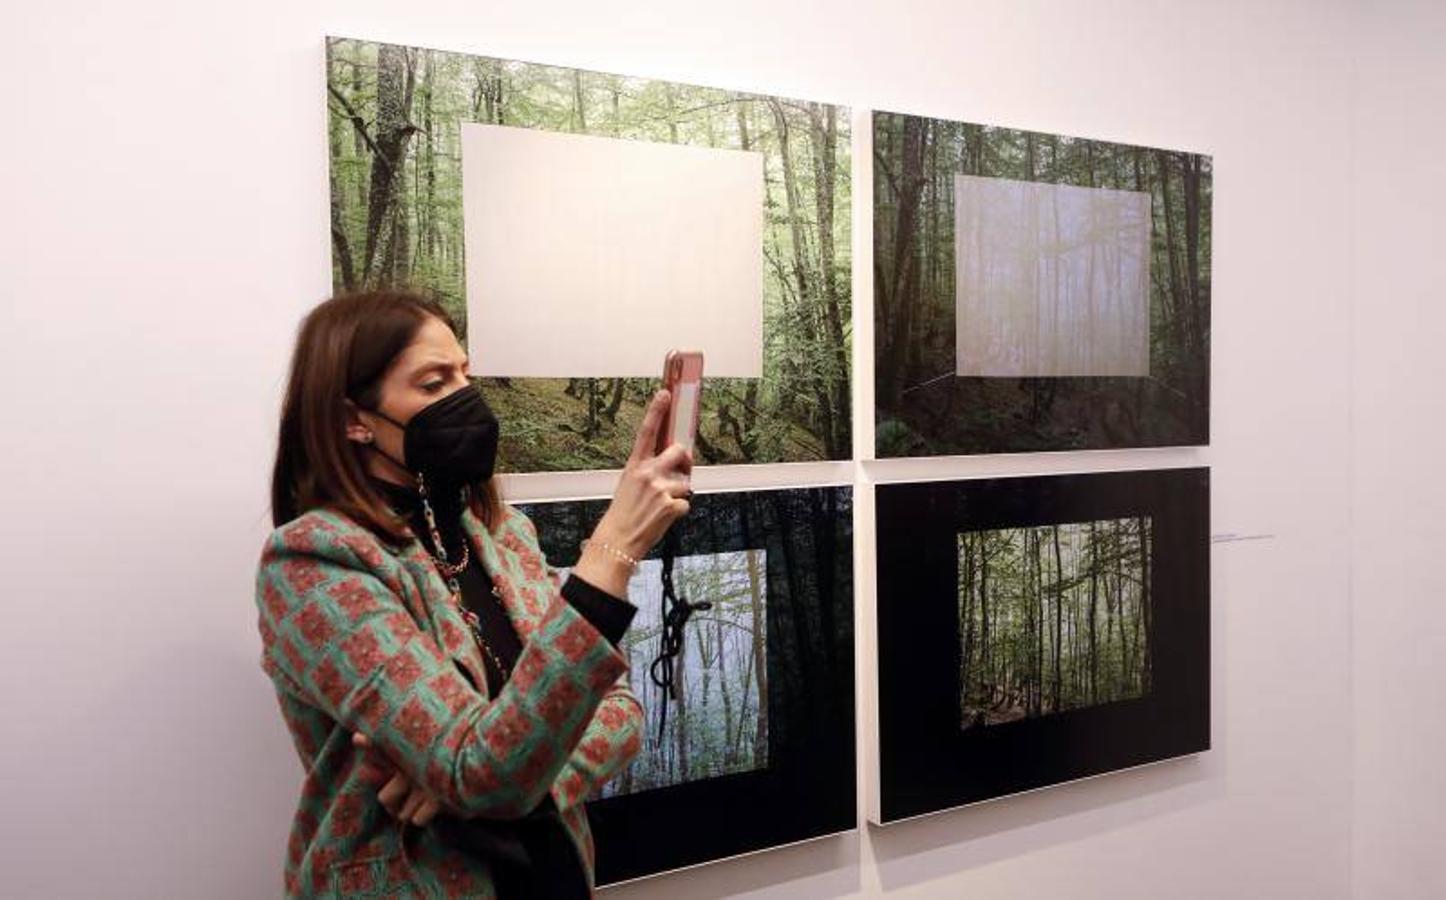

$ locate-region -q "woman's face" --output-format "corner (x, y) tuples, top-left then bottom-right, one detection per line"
(347, 314), (471, 482)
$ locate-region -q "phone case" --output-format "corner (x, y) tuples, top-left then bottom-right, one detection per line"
(658, 350), (704, 454)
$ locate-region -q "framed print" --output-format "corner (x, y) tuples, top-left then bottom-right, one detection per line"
(520, 485), (855, 882)
(326, 37), (851, 472)
(873, 468), (1209, 822)
(873, 111), (1211, 456)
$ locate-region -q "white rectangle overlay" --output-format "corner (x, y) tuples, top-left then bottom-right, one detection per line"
(462, 124), (764, 378)
(955, 175), (1152, 377)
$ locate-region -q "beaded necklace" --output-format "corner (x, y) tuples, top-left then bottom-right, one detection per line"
(414, 473), (511, 685)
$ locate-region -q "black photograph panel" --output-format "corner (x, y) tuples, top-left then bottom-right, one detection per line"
(876, 469), (1208, 822)
(522, 485), (854, 883)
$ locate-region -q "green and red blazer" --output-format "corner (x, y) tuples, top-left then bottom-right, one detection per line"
(253, 500), (643, 898)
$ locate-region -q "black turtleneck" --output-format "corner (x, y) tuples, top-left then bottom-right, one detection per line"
(367, 475), (635, 899)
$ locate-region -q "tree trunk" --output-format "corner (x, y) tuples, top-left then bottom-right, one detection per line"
(1033, 529), (1043, 715)
(808, 103), (849, 458)
(1088, 522), (1098, 703)
(716, 613), (733, 766)
(418, 50), (437, 270)
(1133, 521), (1147, 691)
(1182, 153), (1206, 382)
(585, 378), (598, 439)
(674, 616), (689, 781)
(572, 69), (587, 132)
(698, 615), (713, 773)
(980, 531), (991, 706)
(1115, 528), (1129, 689)
(745, 547), (767, 763)
(882, 117), (929, 408)
(325, 41), (356, 291)
(735, 98), (761, 457)
(604, 378), (625, 421)
(771, 100), (832, 448)
(1052, 525), (1063, 712)
(351, 49), (366, 209)
(961, 534), (975, 713)
(770, 101), (813, 317)
(1155, 150), (1185, 369)
(361, 44), (418, 287)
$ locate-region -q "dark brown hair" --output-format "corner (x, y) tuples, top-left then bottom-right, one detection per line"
(270, 289), (501, 541)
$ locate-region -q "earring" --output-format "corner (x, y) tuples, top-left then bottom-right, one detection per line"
(361, 432), (374, 444)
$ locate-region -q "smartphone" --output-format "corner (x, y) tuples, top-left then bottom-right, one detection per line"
(658, 349), (704, 456)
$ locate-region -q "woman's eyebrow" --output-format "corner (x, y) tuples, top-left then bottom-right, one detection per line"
(413, 358), (468, 378)
(411, 361), (450, 379)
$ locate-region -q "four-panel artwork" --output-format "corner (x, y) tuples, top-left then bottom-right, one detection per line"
(324, 36), (1212, 884)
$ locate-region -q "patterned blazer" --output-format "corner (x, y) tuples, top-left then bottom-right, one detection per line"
(253, 499), (644, 898)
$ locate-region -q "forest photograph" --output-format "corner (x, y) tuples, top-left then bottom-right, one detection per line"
(957, 517), (1153, 731)
(875, 470), (1207, 820)
(326, 37), (852, 472)
(874, 111), (1211, 455)
(560, 551), (769, 799)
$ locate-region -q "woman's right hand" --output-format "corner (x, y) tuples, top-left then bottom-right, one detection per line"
(573, 390), (693, 596)
(353, 732), (441, 827)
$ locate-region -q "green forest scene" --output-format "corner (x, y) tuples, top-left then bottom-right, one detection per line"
(560, 550), (768, 798)
(874, 111), (1211, 455)
(326, 37), (852, 472)
(958, 517), (1153, 729)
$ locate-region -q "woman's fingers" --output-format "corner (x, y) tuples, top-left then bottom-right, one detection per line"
(398, 788), (425, 824)
(596, 397), (697, 567)
(399, 786), (441, 825)
(629, 390), (671, 464)
(357, 730), (438, 825)
(377, 771), (410, 817)
(653, 441), (694, 478)
(653, 474), (693, 500)
(412, 795), (441, 826)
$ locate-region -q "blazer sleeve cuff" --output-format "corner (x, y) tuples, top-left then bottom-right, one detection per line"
(561, 572), (636, 647)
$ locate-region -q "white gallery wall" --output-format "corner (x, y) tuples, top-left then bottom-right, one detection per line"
(0, 0), (1438, 897)
(1349, 1), (1446, 897)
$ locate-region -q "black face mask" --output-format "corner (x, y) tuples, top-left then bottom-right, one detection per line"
(365, 385), (500, 488)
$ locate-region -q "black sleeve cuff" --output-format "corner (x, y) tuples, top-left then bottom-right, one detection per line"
(561, 572), (636, 646)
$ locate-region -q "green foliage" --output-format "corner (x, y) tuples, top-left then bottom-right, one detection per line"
(874, 418), (922, 456)
(326, 38), (852, 471)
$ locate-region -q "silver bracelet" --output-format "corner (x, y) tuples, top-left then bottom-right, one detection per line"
(580, 538), (640, 571)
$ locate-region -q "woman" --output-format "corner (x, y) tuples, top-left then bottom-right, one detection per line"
(255, 289), (691, 897)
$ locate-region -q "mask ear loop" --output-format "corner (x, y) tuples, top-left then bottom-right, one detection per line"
(350, 398), (416, 479)
(348, 398), (439, 543)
